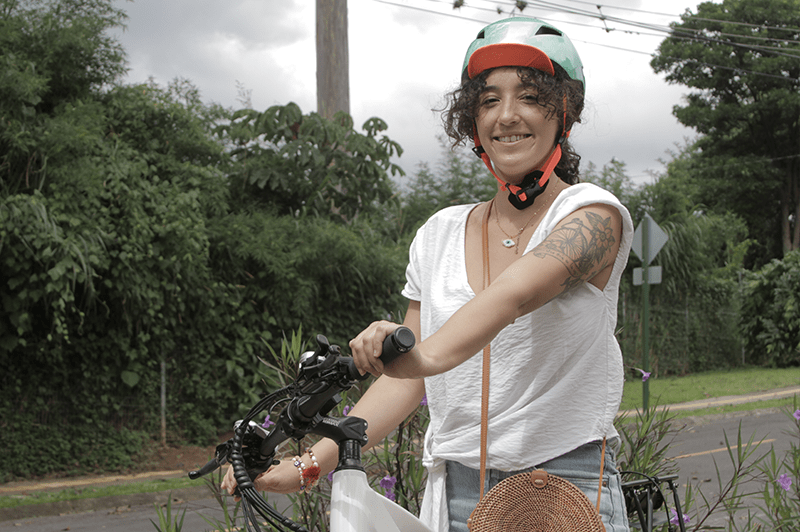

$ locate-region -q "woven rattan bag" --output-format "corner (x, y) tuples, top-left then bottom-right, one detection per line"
(466, 454), (606, 532)
(466, 201), (606, 532)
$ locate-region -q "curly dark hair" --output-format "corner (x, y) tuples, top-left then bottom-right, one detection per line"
(441, 63), (585, 184)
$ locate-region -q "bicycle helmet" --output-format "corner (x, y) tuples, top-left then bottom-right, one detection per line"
(463, 16), (584, 209)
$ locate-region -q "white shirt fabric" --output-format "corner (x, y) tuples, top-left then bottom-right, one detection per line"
(401, 183), (634, 532)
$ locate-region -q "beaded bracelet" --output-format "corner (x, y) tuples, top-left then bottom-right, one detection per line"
(293, 450), (321, 493)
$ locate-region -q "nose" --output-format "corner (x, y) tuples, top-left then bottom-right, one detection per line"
(498, 99), (520, 125)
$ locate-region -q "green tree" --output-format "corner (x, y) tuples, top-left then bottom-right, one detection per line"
(0, 0), (127, 193)
(740, 250), (800, 367)
(400, 139), (496, 233)
(651, 0), (800, 264)
(582, 158), (637, 209)
(584, 156), (751, 374)
(219, 103), (404, 224)
(0, 0), (421, 481)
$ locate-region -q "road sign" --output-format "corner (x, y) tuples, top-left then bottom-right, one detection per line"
(632, 213), (668, 265)
(633, 266), (662, 286)
(632, 214), (668, 412)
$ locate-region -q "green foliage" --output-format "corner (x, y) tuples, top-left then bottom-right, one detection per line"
(582, 158), (637, 209)
(740, 250), (800, 367)
(219, 102), (404, 223)
(365, 399), (429, 515)
(614, 406), (681, 480)
(150, 494), (187, 532)
(0, 410), (148, 482)
(754, 399), (800, 531)
(587, 154), (750, 375)
(399, 138), (496, 234)
(0, 0), (409, 479)
(0, 0), (127, 193)
(651, 0), (800, 260)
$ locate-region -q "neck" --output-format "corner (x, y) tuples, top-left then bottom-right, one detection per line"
(493, 176), (563, 224)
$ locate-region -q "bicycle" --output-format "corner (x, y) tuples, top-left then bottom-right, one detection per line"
(189, 327), (433, 532)
(189, 328), (686, 532)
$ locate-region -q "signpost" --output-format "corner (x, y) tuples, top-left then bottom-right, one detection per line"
(631, 214), (668, 411)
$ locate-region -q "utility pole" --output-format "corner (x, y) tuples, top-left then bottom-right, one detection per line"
(316, 0), (350, 119)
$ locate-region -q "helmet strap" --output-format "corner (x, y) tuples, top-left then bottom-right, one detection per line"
(471, 103), (569, 210)
(472, 128), (565, 211)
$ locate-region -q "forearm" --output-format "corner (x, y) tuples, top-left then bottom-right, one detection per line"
(308, 376), (426, 475)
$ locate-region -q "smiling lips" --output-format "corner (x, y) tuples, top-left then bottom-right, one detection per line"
(495, 134), (531, 143)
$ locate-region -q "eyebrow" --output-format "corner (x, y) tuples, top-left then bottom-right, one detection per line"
(481, 82), (535, 93)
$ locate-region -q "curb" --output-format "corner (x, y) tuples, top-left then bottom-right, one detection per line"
(618, 385), (800, 417)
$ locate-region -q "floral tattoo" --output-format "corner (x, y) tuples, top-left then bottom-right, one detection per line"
(532, 211), (616, 292)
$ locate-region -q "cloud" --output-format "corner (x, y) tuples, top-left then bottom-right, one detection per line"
(109, 0), (700, 182)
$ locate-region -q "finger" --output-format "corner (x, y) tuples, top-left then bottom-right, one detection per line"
(221, 466), (237, 495)
(351, 326), (384, 376)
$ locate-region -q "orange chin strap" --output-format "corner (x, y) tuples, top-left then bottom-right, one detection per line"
(472, 132), (565, 209)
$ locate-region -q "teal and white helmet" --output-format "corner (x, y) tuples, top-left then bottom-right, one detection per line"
(462, 16), (584, 93)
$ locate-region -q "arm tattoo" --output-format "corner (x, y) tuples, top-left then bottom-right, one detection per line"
(532, 211), (616, 293)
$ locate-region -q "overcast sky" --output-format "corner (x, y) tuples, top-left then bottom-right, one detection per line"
(109, 0), (705, 185)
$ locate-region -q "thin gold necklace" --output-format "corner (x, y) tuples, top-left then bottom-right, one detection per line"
(492, 182), (557, 254)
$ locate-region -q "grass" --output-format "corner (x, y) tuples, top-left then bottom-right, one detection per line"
(0, 475), (198, 509)
(620, 366), (800, 412)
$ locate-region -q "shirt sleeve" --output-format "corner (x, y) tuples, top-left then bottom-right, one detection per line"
(401, 224), (424, 302)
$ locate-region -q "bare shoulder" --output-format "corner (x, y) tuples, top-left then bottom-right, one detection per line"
(532, 203), (623, 291)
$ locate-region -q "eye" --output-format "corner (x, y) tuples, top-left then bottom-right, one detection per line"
(479, 96), (499, 107)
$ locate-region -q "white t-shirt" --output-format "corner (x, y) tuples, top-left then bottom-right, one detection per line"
(401, 183), (634, 532)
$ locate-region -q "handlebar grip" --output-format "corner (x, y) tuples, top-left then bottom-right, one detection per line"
(380, 326), (415, 366)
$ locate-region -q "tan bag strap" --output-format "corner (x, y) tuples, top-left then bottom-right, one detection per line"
(477, 199), (606, 514)
(478, 200), (493, 498)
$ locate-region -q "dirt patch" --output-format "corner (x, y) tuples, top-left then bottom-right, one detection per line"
(135, 432), (234, 474)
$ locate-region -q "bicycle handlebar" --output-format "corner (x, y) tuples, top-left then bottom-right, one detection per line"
(187, 326), (416, 531)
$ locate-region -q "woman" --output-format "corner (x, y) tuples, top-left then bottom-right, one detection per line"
(224, 16), (633, 532)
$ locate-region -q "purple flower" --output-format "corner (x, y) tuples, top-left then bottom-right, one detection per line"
(379, 475), (397, 490)
(328, 471), (335, 483)
(778, 473), (793, 491)
(420, 395), (428, 407)
(343, 405), (351, 416)
(380, 475), (397, 501)
(635, 368), (651, 382)
(262, 415), (275, 429)
(669, 509), (690, 525)
(793, 409), (800, 421)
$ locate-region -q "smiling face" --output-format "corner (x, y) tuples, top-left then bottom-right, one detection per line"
(474, 67), (561, 185)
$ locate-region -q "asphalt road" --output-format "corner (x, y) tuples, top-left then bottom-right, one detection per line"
(1, 402), (796, 531)
(667, 409), (793, 530)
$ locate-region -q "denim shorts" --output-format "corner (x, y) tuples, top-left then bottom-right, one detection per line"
(445, 440), (630, 532)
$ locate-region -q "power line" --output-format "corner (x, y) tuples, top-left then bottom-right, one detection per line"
(521, 0), (800, 57)
(494, 0), (800, 34)
(371, 0), (800, 83)
(456, 0), (800, 47)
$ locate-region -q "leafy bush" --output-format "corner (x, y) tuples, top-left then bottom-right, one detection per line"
(740, 250), (800, 367)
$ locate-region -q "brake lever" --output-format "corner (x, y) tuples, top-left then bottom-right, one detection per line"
(188, 440), (231, 479)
